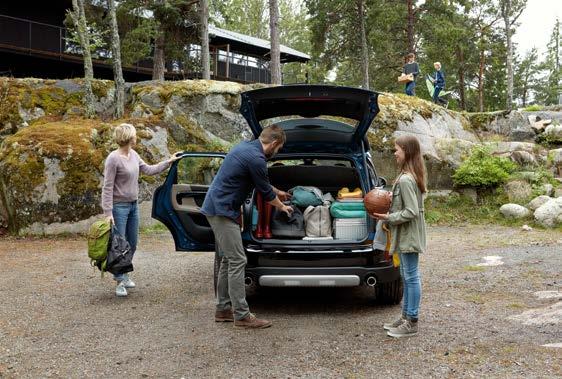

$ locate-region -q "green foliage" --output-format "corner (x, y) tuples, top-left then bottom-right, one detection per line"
(523, 104), (544, 111)
(452, 146), (517, 187)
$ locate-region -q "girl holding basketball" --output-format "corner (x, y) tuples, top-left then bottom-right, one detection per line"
(371, 135), (427, 338)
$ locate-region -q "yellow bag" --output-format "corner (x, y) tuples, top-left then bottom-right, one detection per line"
(382, 223), (400, 267)
(337, 187), (363, 199)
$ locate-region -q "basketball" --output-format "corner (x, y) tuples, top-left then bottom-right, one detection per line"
(364, 189), (391, 214)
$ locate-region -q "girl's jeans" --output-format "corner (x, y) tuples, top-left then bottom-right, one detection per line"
(112, 201), (139, 282)
(399, 252), (421, 320)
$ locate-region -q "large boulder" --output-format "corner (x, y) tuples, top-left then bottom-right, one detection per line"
(476, 111), (536, 141)
(527, 195), (553, 211)
(544, 124), (562, 142)
(534, 197), (562, 227)
(500, 204), (531, 219)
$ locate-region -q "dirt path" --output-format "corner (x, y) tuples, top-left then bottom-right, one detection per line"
(0, 225), (561, 378)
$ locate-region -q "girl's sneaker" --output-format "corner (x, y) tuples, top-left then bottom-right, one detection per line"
(387, 319), (418, 338)
(383, 316), (406, 331)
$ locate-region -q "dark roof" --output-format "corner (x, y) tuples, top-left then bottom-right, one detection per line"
(209, 25), (310, 63)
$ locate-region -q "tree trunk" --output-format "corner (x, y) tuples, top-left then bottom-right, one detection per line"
(70, 0), (95, 118)
(153, 33), (165, 81)
(478, 48), (485, 112)
(502, 0), (514, 111)
(200, 0), (210, 80)
(406, 0), (415, 53)
(456, 46), (466, 110)
(357, 0), (369, 89)
(108, 0), (125, 118)
(269, 0), (281, 85)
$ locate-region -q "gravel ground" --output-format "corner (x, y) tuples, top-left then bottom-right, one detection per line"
(0, 225), (561, 378)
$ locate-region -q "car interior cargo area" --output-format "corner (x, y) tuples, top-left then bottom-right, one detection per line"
(247, 157), (374, 245)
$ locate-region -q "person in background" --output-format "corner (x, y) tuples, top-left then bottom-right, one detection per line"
(371, 135), (427, 338)
(101, 123), (181, 297)
(430, 62), (446, 106)
(202, 125), (293, 329)
(403, 53), (420, 96)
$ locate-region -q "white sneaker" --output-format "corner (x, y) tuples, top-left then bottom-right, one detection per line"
(122, 278), (136, 289)
(115, 282), (128, 297)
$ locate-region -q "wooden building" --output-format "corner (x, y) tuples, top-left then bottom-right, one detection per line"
(0, 1), (309, 83)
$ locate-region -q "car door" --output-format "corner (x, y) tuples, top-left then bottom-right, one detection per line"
(152, 152), (225, 251)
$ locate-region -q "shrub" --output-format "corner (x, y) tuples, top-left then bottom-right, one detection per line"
(452, 146), (517, 188)
(524, 104), (544, 111)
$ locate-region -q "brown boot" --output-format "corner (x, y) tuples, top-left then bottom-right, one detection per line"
(215, 309), (234, 322)
(234, 313), (272, 329)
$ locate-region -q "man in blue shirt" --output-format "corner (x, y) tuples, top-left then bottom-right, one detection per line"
(430, 62), (446, 106)
(202, 125), (292, 329)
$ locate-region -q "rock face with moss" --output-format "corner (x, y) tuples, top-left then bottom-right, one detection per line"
(0, 78), (263, 234)
(1, 78), (561, 234)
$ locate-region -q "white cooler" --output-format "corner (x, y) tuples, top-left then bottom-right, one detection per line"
(333, 217), (367, 240)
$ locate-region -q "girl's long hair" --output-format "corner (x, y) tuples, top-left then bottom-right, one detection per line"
(395, 135), (427, 193)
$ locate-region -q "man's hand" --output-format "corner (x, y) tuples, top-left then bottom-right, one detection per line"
(280, 204), (293, 216)
(277, 190), (292, 202)
(106, 215), (114, 225)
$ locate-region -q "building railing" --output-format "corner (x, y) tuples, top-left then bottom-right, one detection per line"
(0, 14), (272, 83)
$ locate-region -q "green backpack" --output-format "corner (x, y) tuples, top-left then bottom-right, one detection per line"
(87, 219), (111, 273)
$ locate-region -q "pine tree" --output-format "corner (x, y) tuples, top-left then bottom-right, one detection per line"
(269, 0), (282, 84)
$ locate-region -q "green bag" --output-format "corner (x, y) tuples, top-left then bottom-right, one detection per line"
(330, 201), (366, 219)
(87, 219), (111, 273)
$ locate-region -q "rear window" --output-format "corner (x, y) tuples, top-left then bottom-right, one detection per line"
(268, 158), (353, 168)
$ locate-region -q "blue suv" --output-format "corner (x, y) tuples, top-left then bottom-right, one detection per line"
(152, 85), (402, 303)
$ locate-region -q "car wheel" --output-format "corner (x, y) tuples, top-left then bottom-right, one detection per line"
(375, 278), (403, 305)
(213, 250), (221, 296)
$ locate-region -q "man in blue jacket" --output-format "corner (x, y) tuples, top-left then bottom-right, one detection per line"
(202, 125), (293, 329)
(430, 62), (446, 106)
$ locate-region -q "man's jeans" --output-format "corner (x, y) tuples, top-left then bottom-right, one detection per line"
(405, 81), (416, 96)
(112, 201), (139, 282)
(399, 252), (421, 320)
(206, 215), (250, 321)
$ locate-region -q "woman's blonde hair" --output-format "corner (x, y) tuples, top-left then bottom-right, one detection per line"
(113, 123), (137, 147)
(395, 135), (427, 193)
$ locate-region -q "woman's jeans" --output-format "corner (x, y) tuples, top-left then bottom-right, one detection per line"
(399, 252), (421, 320)
(405, 81), (416, 96)
(112, 201), (139, 282)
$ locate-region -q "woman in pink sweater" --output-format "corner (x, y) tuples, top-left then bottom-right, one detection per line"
(101, 123), (181, 297)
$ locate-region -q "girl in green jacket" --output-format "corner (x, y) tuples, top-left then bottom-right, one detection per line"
(371, 135), (427, 338)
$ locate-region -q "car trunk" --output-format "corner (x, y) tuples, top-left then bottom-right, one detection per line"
(246, 160), (374, 247)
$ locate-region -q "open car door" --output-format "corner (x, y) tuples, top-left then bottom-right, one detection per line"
(152, 152), (225, 251)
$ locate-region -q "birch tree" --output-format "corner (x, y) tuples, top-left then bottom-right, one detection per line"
(200, 0), (210, 80)
(269, 0), (282, 85)
(68, 0), (96, 118)
(108, 0), (125, 118)
(500, 0), (526, 111)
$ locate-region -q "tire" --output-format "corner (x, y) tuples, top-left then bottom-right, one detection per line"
(375, 278), (403, 305)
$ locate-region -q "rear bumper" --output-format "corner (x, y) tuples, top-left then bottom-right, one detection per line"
(245, 264), (400, 287)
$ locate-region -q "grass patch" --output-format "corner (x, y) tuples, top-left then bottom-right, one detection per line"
(523, 104), (543, 111)
(140, 221), (168, 234)
(507, 303), (526, 309)
(464, 265), (486, 272)
(424, 190), (530, 226)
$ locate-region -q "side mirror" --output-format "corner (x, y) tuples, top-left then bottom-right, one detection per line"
(377, 177), (387, 187)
